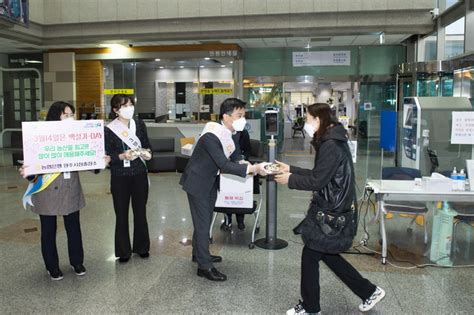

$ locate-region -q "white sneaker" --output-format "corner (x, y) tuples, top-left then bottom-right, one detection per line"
(287, 301), (306, 315)
(286, 300), (321, 315)
(359, 286), (385, 312)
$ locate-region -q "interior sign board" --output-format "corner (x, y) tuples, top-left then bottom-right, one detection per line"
(22, 120), (106, 176)
(293, 51), (350, 67)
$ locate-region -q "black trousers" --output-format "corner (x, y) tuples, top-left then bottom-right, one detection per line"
(301, 246), (376, 313)
(224, 213), (244, 225)
(187, 183), (218, 270)
(39, 211), (83, 271)
(111, 173), (150, 258)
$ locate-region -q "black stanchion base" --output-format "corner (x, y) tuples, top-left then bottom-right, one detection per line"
(254, 238), (288, 250)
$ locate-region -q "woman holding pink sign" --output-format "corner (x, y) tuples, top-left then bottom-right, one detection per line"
(104, 94), (152, 263)
(19, 102), (87, 281)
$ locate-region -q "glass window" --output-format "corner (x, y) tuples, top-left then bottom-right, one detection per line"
(445, 0), (459, 10)
(423, 34), (437, 61)
(440, 0), (460, 12)
(445, 17), (465, 59)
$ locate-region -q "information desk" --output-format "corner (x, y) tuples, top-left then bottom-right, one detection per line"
(366, 180), (474, 264)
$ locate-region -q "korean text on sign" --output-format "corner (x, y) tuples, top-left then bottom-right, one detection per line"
(22, 120), (106, 176)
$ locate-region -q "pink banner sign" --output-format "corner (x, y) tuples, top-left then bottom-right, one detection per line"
(22, 120), (105, 176)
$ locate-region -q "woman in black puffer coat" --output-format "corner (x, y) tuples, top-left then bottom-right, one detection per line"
(275, 103), (385, 315)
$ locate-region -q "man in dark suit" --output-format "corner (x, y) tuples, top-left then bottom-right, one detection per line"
(180, 98), (265, 282)
(221, 122), (252, 231)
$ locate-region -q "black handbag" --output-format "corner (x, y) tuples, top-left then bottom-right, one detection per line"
(293, 202), (358, 254)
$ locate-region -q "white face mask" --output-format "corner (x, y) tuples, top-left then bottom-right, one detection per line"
(118, 106), (134, 120)
(304, 122), (316, 138)
(232, 117), (247, 132)
(63, 117), (75, 121)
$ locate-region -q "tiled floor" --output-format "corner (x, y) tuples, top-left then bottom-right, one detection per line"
(1, 137), (473, 314)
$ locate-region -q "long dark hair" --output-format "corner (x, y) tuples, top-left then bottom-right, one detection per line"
(46, 101), (75, 121)
(307, 103), (339, 147)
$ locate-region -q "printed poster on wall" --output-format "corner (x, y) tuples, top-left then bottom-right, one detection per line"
(293, 51), (350, 67)
(451, 112), (474, 144)
(22, 120), (106, 176)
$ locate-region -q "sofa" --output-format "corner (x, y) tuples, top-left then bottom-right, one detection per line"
(146, 138), (178, 172)
(146, 137), (191, 173)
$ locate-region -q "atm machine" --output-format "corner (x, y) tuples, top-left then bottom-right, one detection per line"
(399, 96), (473, 175)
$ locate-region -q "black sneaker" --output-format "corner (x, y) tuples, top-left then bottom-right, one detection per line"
(71, 264), (86, 276)
(139, 253), (150, 259)
(237, 222), (245, 230)
(286, 300), (321, 315)
(118, 256), (130, 263)
(48, 268), (64, 281)
(220, 222), (232, 231)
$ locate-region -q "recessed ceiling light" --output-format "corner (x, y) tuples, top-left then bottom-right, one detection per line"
(229, 61), (233, 64)
(179, 66), (184, 69)
(200, 65), (204, 68)
(159, 66), (164, 69)
(155, 58), (161, 61)
(204, 57), (210, 60)
(99, 43), (126, 49)
(220, 65), (225, 68)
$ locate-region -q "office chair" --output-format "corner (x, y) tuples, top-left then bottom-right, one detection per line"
(210, 175), (262, 249)
(449, 201), (474, 261)
(292, 120), (305, 138)
(441, 170), (473, 261)
(427, 148), (439, 174)
(382, 167), (428, 244)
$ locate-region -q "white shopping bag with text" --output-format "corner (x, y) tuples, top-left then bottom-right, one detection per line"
(216, 174), (253, 208)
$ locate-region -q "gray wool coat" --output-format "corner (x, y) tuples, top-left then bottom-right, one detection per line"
(30, 172), (85, 216)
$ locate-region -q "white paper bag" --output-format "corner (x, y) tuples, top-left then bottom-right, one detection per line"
(215, 174), (253, 208)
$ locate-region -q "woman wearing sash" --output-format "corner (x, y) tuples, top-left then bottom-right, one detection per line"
(19, 102), (87, 281)
(105, 94), (152, 263)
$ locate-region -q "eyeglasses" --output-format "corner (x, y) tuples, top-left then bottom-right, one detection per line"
(63, 113), (74, 118)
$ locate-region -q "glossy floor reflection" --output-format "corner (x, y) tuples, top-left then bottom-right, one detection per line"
(1, 137), (474, 314)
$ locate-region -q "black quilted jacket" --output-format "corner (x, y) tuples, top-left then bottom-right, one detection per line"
(288, 123), (355, 214)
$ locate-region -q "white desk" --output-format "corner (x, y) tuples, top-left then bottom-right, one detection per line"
(366, 180), (474, 264)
